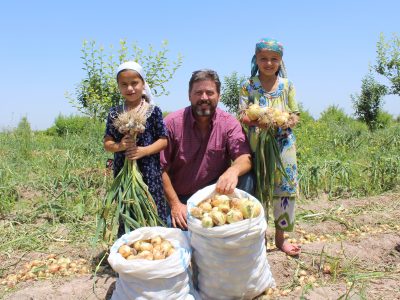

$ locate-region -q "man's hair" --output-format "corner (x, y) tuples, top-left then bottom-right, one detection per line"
(189, 69), (221, 94)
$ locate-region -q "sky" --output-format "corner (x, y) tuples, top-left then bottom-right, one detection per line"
(0, 0), (399, 130)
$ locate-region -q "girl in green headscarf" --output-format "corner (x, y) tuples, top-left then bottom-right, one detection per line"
(239, 38), (301, 256)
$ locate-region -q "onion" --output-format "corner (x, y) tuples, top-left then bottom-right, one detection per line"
(240, 200), (261, 219)
(153, 250), (166, 260)
(217, 203), (230, 213)
(133, 240), (143, 251)
(48, 264), (60, 274)
(210, 210), (226, 226)
(201, 214), (213, 228)
(160, 240), (173, 253)
(226, 209), (244, 224)
(126, 255), (138, 260)
(198, 201), (212, 212)
(150, 235), (162, 245)
(118, 244), (132, 258)
(137, 250), (153, 260)
(190, 207), (203, 219)
(140, 242), (153, 252)
(246, 103), (262, 121)
(211, 195), (230, 207)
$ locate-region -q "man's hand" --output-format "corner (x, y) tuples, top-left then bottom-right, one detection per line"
(170, 201), (188, 229)
(215, 167), (239, 195)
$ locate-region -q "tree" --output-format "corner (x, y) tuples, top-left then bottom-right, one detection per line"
(66, 40), (183, 121)
(373, 33), (400, 96)
(220, 72), (246, 115)
(351, 73), (387, 131)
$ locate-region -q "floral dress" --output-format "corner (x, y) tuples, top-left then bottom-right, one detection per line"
(104, 104), (168, 223)
(240, 76), (299, 231)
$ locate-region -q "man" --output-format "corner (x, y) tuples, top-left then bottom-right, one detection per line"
(161, 69), (254, 229)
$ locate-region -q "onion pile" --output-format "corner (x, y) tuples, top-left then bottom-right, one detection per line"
(0, 255), (90, 288)
(190, 194), (261, 228)
(118, 236), (176, 260)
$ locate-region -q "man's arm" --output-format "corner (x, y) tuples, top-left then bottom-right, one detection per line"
(162, 170), (188, 229)
(215, 153), (252, 194)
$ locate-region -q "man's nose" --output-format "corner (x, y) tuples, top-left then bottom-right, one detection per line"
(200, 92), (208, 99)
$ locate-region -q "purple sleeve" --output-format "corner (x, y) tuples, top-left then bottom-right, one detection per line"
(152, 106), (168, 139)
(226, 117), (251, 160)
(104, 107), (120, 140)
(160, 115), (175, 171)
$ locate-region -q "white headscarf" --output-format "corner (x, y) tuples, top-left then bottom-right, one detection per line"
(116, 61), (154, 104)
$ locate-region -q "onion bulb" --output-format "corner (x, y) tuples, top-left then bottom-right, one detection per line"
(246, 103), (262, 121)
(240, 200), (261, 219)
(198, 201), (212, 212)
(226, 209), (244, 224)
(190, 207), (203, 218)
(151, 235), (162, 245)
(201, 214), (213, 228)
(210, 210), (226, 226)
(118, 244), (132, 258)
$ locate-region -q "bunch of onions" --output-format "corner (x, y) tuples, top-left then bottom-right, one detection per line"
(190, 194), (261, 228)
(246, 104), (298, 132)
(96, 105), (164, 245)
(244, 104), (294, 206)
(117, 236), (176, 260)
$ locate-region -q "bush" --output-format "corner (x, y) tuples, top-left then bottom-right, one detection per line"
(319, 105), (351, 123)
(375, 110), (394, 129)
(46, 114), (104, 136)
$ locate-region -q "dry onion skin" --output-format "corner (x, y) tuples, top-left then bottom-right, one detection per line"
(190, 194), (261, 228)
(117, 236), (175, 261)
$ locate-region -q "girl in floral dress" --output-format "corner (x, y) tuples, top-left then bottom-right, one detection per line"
(104, 61), (168, 232)
(239, 38), (301, 256)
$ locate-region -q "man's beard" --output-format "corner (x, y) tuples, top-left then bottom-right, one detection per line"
(193, 100), (214, 117)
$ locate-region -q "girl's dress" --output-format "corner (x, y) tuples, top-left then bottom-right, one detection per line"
(104, 104), (168, 223)
(240, 76), (299, 231)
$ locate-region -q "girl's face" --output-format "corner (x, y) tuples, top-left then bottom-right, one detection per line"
(117, 70), (145, 106)
(256, 49), (282, 77)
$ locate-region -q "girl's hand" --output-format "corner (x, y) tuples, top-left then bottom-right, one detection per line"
(126, 145), (148, 160)
(120, 135), (134, 151)
(241, 115), (264, 128)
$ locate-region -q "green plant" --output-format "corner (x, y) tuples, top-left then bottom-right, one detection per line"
(351, 73), (387, 131)
(220, 72), (246, 115)
(373, 33), (400, 95)
(66, 39), (183, 121)
(46, 114), (104, 136)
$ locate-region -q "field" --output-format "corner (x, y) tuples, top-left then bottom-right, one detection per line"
(0, 112), (399, 299)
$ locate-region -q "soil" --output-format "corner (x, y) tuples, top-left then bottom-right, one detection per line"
(1, 192), (399, 300)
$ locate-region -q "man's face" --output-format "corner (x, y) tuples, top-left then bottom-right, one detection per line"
(189, 80), (220, 117)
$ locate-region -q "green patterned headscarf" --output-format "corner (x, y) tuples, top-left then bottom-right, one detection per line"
(251, 38), (287, 78)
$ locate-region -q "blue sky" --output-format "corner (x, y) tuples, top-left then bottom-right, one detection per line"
(0, 0), (399, 130)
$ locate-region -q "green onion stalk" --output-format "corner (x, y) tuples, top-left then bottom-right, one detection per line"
(95, 109), (164, 246)
(253, 129), (288, 216)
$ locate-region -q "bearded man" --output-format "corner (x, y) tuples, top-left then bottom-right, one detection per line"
(160, 69), (254, 229)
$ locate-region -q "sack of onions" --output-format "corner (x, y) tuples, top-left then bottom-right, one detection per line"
(108, 227), (197, 300)
(187, 184), (275, 299)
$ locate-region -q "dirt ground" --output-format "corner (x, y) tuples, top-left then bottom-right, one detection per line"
(1, 192), (399, 300)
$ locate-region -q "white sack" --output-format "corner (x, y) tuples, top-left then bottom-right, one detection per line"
(108, 227), (195, 300)
(187, 184), (275, 300)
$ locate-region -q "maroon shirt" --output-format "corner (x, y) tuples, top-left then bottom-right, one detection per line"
(160, 107), (251, 196)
